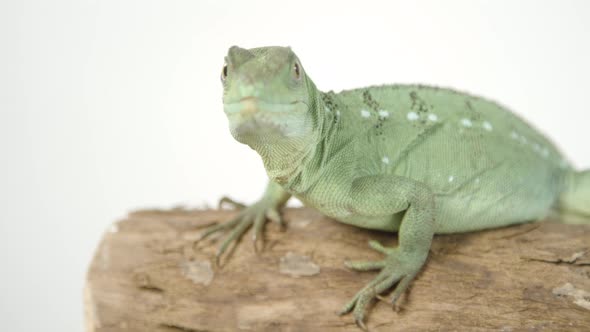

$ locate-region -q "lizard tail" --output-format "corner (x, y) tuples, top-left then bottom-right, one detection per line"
(557, 169), (590, 223)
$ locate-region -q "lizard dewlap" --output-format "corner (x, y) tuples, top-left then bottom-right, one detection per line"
(202, 45), (590, 328)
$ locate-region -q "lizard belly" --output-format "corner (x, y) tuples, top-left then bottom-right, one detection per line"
(431, 162), (563, 233)
(338, 213), (403, 232)
(293, 191), (403, 232)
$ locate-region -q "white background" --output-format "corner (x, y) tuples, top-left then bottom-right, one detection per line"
(2, 1), (589, 330)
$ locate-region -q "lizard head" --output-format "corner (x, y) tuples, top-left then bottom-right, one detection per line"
(221, 46), (317, 151)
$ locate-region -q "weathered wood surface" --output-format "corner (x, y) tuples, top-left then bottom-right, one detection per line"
(85, 208), (590, 331)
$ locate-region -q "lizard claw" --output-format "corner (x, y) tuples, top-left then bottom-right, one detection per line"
(339, 239), (426, 328)
(355, 317), (368, 331)
(218, 196), (246, 210)
(198, 199), (284, 266)
(252, 233), (264, 254)
(265, 209), (286, 230)
(337, 297), (356, 316)
(252, 212), (266, 253)
(214, 251), (222, 267)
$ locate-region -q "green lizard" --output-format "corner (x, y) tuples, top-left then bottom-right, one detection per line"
(201, 46), (590, 328)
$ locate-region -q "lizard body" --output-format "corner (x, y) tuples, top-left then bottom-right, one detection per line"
(286, 85), (567, 234)
(204, 46), (590, 328)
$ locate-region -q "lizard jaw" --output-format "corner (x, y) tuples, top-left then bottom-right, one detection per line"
(223, 98), (305, 115)
(232, 114), (286, 138)
(224, 98), (308, 143)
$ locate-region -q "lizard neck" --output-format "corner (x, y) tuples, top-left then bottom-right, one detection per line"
(270, 92), (341, 195)
(257, 82), (332, 189)
(258, 137), (315, 184)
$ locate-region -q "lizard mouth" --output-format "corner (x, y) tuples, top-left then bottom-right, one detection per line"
(228, 112), (295, 146)
(232, 115), (285, 135)
(223, 97), (306, 115)
(223, 97), (309, 144)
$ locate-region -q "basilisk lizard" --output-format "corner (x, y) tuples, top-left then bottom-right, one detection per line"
(199, 46), (590, 328)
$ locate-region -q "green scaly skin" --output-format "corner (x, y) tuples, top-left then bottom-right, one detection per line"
(196, 46), (590, 329)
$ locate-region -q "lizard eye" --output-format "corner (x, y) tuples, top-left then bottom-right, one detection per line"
(221, 62), (228, 82)
(292, 61), (302, 80)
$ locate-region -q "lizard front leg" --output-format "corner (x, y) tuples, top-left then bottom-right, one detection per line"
(196, 180), (291, 264)
(338, 175), (435, 329)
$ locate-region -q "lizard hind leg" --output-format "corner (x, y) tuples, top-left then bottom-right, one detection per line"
(558, 170), (590, 220)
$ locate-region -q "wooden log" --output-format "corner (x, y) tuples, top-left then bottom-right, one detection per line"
(85, 208), (590, 331)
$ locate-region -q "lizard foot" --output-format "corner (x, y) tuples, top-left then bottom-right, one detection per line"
(338, 240), (425, 329)
(196, 198), (284, 265)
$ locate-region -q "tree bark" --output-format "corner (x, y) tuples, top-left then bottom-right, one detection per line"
(85, 208), (590, 331)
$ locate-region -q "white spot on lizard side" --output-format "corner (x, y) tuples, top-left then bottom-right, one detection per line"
(482, 121), (493, 131)
(378, 110), (389, 118)
(407, 112), (419, 121)
(382, 156), (390, 164)
(460, 118), (472, 127)
(448, 175), (455, 183)
(360, 109), (371, 118)
(427, 113), (438, 122)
